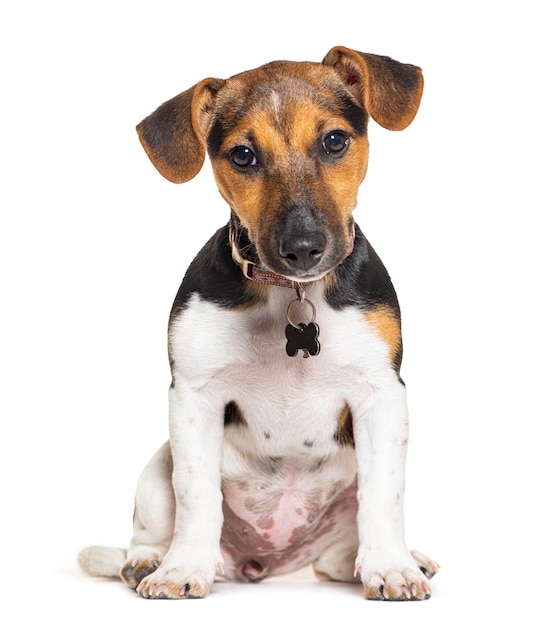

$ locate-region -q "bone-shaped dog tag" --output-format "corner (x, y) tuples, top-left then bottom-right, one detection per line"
(285, 322), (320, 358)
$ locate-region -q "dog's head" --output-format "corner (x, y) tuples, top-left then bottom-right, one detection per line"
(137, 46), (423, 281)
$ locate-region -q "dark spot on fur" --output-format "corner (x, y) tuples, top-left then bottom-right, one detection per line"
(224, 401), (247, 427)
(264, 456), (283, 474)
(309, 457), (328, 472)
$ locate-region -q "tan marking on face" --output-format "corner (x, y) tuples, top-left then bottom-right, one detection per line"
(364, 306), (402, 363)
(213, 105), (367, 236)
(209, 65), (369, 247)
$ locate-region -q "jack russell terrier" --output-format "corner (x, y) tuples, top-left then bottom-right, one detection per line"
(79, 45), (439, 601)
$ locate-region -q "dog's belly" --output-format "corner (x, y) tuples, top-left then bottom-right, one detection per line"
(220, 471), (358, 581)
(216, 347), (361, 580)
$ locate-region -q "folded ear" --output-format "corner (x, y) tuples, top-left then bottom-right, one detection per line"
(136, 77), (226, 183)
(323, 46), (423, 131)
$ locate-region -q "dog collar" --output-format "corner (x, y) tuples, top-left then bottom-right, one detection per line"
(228, 225), (355, 290)
(229, 227), (306, 290)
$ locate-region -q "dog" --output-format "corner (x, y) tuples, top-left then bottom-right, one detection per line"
(78, 45), (439, 601)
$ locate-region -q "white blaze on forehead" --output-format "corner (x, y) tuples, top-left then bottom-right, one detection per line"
(270, 90), (282, 122)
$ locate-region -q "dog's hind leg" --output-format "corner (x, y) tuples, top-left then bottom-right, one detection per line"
(120, 442), (176, 589)
(312, 527), (360, 583)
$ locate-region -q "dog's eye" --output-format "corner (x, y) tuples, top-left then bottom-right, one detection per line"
(229, 147), (258, 169)
(322, 131), (350, 155)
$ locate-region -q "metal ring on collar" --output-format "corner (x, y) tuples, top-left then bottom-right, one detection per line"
(287, 297), (317, 328)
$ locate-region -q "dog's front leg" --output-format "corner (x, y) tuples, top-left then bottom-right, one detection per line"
(136, 378), (224, 599)
(353, 377), (431, 600)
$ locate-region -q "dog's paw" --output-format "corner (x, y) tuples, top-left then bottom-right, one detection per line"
(136, 566), (213, 599)
(361, 567), (431, 600)
(120, 556), (160, 589)
(355, 552), (432, 601)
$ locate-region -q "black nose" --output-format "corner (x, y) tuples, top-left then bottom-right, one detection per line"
(279, 232), (326, 271)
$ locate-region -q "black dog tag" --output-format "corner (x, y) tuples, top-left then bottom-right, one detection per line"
(285, 322), (320, 358)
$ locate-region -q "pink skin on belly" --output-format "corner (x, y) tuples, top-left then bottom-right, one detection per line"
(220, 473), (358, 581)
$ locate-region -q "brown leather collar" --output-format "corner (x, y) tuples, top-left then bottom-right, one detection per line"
(229, 227), (307, 290)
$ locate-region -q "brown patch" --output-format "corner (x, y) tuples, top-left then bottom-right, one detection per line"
(136, 78), (226, 184)
(257, 516), (275, 530)
(322, 46), (424, 131)
(334, 404), (354, 448)
(364, 306), (402, 365)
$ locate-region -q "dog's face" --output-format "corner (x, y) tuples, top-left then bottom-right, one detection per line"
(205, 62), (368, 280)
(137, 47), (423, 280)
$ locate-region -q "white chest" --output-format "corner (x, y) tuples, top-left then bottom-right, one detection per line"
(169, 286), (393, 458)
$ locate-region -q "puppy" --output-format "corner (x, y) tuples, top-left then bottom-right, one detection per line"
(79, 46), (439, 601)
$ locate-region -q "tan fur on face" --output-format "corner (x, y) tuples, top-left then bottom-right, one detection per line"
(210, 73), (368, 244)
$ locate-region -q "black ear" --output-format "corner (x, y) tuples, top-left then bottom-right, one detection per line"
(136, 78), (226, 183)
(323, 46), (423, 131)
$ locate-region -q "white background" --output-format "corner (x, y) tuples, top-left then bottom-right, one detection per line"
(1, 1), (541, 623)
